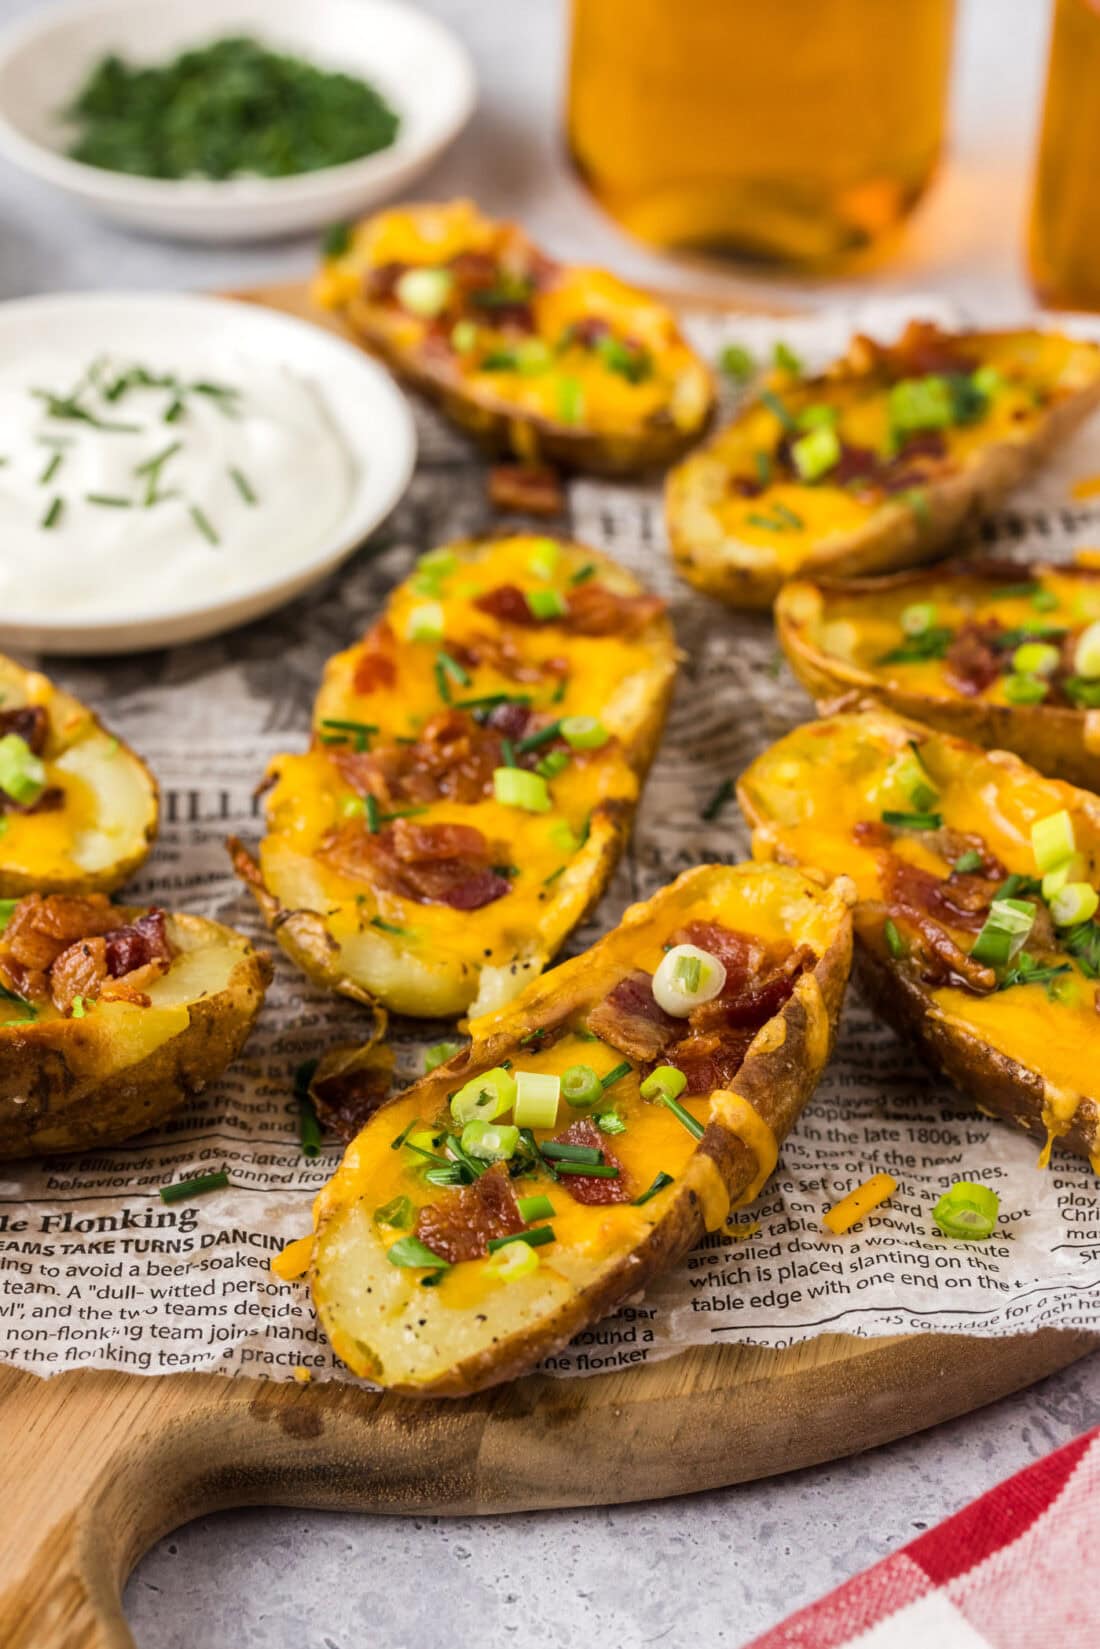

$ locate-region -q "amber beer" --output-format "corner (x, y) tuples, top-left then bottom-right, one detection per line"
(1029, 0), (1100, 311)
(565, 0), (956, 268)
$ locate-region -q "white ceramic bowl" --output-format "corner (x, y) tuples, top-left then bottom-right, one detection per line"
(0, 0), (475, 242)
(0, 291), (418, 655)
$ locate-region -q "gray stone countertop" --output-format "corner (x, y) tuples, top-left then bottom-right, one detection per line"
(0, 0), (1094, 1641)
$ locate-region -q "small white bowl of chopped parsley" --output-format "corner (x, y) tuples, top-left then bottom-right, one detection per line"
(0, 0), (475, 241)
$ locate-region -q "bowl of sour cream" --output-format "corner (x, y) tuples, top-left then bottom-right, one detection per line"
(0, 291), (417, 653)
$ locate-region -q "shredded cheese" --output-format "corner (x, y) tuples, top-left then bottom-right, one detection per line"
(711, 1090), (779, 1207)
(823, 1173), (898, 1235)
(271, 1233), (314, 1282)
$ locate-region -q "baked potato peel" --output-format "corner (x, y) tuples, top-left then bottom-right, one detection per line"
(0, 653), (158, 897)
(739, 707), (1100, 1172)
(667, 321), (1100, 608)
(0, 892), (271, 1156)
(273, 862), (853, 1397)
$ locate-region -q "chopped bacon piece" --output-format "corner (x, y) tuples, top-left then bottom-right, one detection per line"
(662, 1029), (757, 1097)
(415, 1164), (524, 1264)
(487, 464), (564, 518)
(552, 1119), (630, 1205)
(363, 262), (406, 303)
(672, 920), (767, 981)
(452, 629), (568, 685)
(310, 1056), (393, 1143)
(944, 621), (1003, 697)
(1, 894), (117, 973)
(332, 711), (502, 807)
(473, 581), (664, 638)
(48, 937), (108, 1014)
(104, 911), (171, 979)
(319, 818), (512, 911)
(352, 623), (398, 695)
(0, 706), (48, 756)
(849, 320), (979, 382)
(485, 700), (533, 739)
(918, 828), (1006, 882)
(586, 971), (679, 1062)
(881, 855), (989, 934)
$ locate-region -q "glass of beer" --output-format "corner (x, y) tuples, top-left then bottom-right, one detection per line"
(1029, 0), (1100, 312)
(565, 0), (957, 270)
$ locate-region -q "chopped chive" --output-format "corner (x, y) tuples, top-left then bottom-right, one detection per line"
(433, 659), (452, 703)
(772, 501), (805, 528)
(164, 398), (185, 423)
(380, 806), (428, 822)
(760, 388), (797, 430)
(542, 865), (566, 886)
(159, 1170), (229, 1204)
(437, 650), (471, 687)
(753, 451), (772, 487)
(633, 1171), (674, 1206)
(882, 808), (942, 830)
(134, 440), (181, 476)
(370, 916), (407, 935)
(38, 450), (63, 485)
(365, 794), (381, 833)
(319, 716), (376, 751)
(747, 510), (793, 532)
(501, 738), (517, 768)
(660, 1093), (705, 1140)
(570, 563), (597, 585)
(518, 1193), (555, 1222)
(516, 720), (562, 754)
(189, 504), (219, 545)
(953, 850), (984, 875)
(540, 1140), (602, 1164)
(41, 496), (63, 529)
(551, 676), (569, 704)
(600, 1060), (632, 1089)
(702, 778), (733, 822)
(298, 1093), (322, 1158)
(229, 466), (257, 504)
(487, 1226), (556, 1252)
(883, 918), (907, 960)
(390, 1117), (421, 1151)
(454, 692), (533, 712)
(86, 493), (133, 508)
(555, 1162), (621, 1178)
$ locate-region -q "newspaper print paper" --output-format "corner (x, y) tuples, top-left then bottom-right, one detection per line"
(2, 296), (1098, 1384)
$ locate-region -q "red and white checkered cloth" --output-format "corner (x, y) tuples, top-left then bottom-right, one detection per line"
(744, 1425), (1099, 1649)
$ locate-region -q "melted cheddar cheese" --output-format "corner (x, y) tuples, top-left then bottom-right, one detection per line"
(252, 534), (675, 1018)
(741, 710), (1100, 1165)
(315, 199), (713, 441)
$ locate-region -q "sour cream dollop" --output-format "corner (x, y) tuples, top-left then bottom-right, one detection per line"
(0, 353), (356, 619)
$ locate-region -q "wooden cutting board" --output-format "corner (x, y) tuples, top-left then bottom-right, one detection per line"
(0, 278), (1095, 1648)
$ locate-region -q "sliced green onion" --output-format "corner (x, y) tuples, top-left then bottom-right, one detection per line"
(1013, 641), (1059, 677)
(883, 918), (907, 960)
(373, 1195), (413, 1229)
(493, 767), (551, 812)
(541, 1140), (601, 1164)
(1031, 810), (1076, 874)
(972, 365), (1003, 397)
(1042, 863), (1072, 900)
(881, 809), (942, 830)
(425, 1040), (462, 1073)
(395, 267), (453, 319)
(1003, 674), (1047, 704)
(901, 602), (937, 637)
(527, 538), (561, 579)
(633, 1171), (674, 1206)
(595, 1110), (626, 1135)
(970, 897), (1036, 967)
(0, 735), (45, 806)
(560, 715), (608, 750)
(931, 1182), (1000, 1240)
(888, 375), (954, 436)
(537, 749), (570, 779)
(1050, 881), (1099, 927)
(600, 1060), (633, 1089)
(487, 1226), (556, 1252)
(639, 1065), (688, 1103)
(718, 343), (755, 383)
(513, 1070), (561, 1130)
(516, 339), (553, 376)
(387, 1236), (450, 1269)
(791, 424), (840, 482)
(1074, 619), (1100, 678)
(652, 944), (727, 1016)
(561, 1063), (602, 1109)
(485, 1241), (541, 1278)
(406, 601), (445, 644)
(526, 588), (568, 620)
(70, 995), (87, 1019)
(159, 1171), (229, 1204)
(517, 1193), (555, 1223)
(460, 1120), (520, 1162)
(796, 403), (837, 430)
(189, 504), (219, 546)
(953, 850), (984, 875)
(556, 376), (584, 424)
(450, 1067), (516, 1126)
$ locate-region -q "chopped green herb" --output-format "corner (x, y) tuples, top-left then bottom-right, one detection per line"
(387, 1236), (449, 1269)
(159, 1170), (229, 1204)
(595, 1110), (626, 1135)
(760, 388), (797, 431)
(38, 450), (63, 485)
(718, 343), (755, 383)
(600, 1060), (632, 1089)
(753, 450), (773, 487)
(773, 340), (803, 376)
(373, 1194), (413, 1229)
(701, 778), (733, 822)
(487, 1226), (556, 1252)
(85, 493), (133, 508)
(540, 1140), (601, 1165)
(953, 850), (984, 875)
(370, 916), (407, 936)
(570, 562), (597, 586)
(633, 1171), (674, 1206)
(876, 626), (954, 665)
(883, 918), (907, 960)
(189, 504), (219, 545)
(41, 496), (63, 530)
(881, 808), (942, 830)
(323, 221), (353, 259)
(554, 1161), (621, 1178)
(229, 466), (257, 504)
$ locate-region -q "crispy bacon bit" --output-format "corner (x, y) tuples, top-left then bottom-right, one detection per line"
(352, 622), (398, 695)
(881, 856), (989, 934)
(853, 819), (893, 850)
(49, 937), (108, 1014)
(944, 621), (1003, 697)
(320, 817), (512, 911)
(587, 971), (679, 1062)
(473, 581), (664, 638)
(487, 463), (564, 518)
(552, 1119), (630, 1205)
(662, 1029), (757, 1098)
(363, 262), (406, 303)
(0, 706), (48, 756)
(850, 320), (979, 382)
(485, 700), (533, 739)
(104, 910), (171, 978)
(415, 1163), (524, 1263)
(1, 894), (118, 973)
(310, 1056), (394, 1143)
(333, 710), (503, 807)
(451, 629), (568, 685)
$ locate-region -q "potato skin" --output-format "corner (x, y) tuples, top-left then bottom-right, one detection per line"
(310, 863), (853, 1397)
(0, 654), (158, 898)
(667, 332), (1100, 609)
(0, 913), (272, 1158)
(777, 563), (1100, 791)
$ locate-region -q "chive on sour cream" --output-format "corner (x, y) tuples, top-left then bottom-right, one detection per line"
(0, 352), (355, 619)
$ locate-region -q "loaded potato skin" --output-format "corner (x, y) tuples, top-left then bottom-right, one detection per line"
(315, 199), (715, 475)
(777, 560), (1100, 791)
(0, 892), (272, 1156)
(232, 534), (677, 1020)
(667, 322), (1100, 608)
(297, 862), (853, 1397)
(0, 653), (158, 897)
(739, 708), (1100, 1171)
